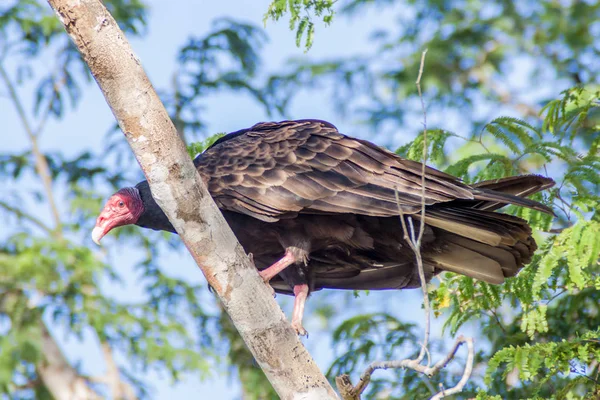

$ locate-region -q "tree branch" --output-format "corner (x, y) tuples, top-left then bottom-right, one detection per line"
(0, 200), (53, 233)
(1, 30), (125, 400)
(0, 63), (62, 233)
(337, 336), (474, 400)
(429, 337), (474, 400)
(470, 41), (539, 119)
(45, 1), (338, 398)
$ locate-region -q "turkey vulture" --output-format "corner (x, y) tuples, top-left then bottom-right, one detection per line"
(92, 119), (554, 335)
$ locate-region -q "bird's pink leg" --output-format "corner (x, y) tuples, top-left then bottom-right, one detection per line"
(291, 284), (309, 336)
(258, 249), (298, 283)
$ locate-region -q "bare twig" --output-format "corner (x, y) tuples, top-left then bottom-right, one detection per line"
(340, 336), (475, 399)
(412, 47), (431, 365)
(336, 49), (474, 400)
(393, 49), (431, 366)
(430, 337), (474, 400)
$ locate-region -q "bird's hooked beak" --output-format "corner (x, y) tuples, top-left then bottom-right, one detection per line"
(92, 187), (143, 245)
(92, 210), (112, 245)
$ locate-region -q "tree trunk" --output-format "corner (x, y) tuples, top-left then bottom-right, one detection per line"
(38, 322), (101, 400)
(45, 1), (338, 398)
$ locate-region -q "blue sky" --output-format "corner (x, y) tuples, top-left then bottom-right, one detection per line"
(1, 1), (480, 398)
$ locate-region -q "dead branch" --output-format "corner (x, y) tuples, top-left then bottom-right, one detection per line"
(338, 336), (475, 400)
(430, 337), (474, 400)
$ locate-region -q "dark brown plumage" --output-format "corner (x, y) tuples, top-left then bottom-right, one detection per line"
(93, 119), (555, 335)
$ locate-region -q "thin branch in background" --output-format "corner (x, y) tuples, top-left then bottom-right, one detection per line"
(488, 309), (507, 334)
(10, 378), (41, 391)
(34, 73), (66, 137)
(0, 63), (62, 234)
(336, 49), (475, 400)
(0, 200), (53, 233)
(421, 375), (437, 395)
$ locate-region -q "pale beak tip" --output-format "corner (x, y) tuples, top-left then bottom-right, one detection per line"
(91, 226), (104, 246)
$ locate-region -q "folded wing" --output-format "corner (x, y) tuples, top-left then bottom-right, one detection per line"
(195, 120), (552, 222)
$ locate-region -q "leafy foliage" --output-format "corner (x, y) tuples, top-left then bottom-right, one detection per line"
(262, 0), (600, 132)
(167, 18), (270, 138)
(416, 89), (600, 397)
(187, 133), (226, 158)
(485, 329), (600, 396)
(264, 0), (335, 50)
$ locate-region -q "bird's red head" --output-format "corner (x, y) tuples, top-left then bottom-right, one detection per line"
(92, 187), (144, 245)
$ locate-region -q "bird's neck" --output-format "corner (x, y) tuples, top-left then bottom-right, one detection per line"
(134, 181), (176, 233)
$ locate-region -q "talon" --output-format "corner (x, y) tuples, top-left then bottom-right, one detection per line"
(292, 321), (308, 337)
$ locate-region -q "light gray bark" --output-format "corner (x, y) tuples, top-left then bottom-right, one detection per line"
(45, 1), (338, 398)
(38, 322), (101, 400)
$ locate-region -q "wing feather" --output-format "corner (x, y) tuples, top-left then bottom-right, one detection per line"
(196, 120), (552, 222)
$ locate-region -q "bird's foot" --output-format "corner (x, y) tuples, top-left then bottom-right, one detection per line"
(292, 320), (308, 337)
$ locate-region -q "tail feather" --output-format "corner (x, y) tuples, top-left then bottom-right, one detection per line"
(442, 234), (518, 272)
(468, 175), (555, 213)
(426, 244), (505, 284)
(417, 207), (530, 246)
(472, 175), (555, 195)
(421, 206), (539, 284)
(472, 188), (555, 215)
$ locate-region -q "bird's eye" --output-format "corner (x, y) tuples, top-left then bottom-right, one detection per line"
(118, 201), (125, 208)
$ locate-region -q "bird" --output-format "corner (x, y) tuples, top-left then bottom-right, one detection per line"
(92, 119), (555, 336)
